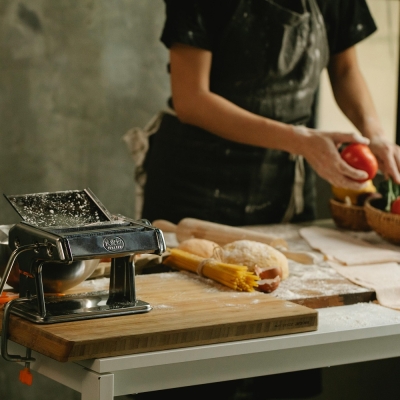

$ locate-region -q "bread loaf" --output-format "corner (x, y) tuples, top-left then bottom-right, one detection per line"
(222, 240), (289, 280)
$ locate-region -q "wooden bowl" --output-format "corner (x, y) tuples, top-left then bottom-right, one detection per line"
(329, 198), (371, 231)
(364, 197), (400, 245)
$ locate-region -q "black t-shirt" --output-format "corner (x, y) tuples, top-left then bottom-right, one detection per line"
(161, 0), (377, 56)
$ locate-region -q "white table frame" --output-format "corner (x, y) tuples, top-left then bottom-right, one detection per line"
(3, 302), (400, 400)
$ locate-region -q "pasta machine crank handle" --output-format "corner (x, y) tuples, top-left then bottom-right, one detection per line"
(1, 297), (36, 363)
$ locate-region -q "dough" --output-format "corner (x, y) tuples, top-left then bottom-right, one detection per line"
(177, 238), (220, 258)
(222, 240), (289, 280)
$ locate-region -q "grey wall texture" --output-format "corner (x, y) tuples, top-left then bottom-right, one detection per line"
(0, 0), (169, 224)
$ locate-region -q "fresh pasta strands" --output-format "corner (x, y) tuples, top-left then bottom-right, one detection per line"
(164, 248), (259, 292)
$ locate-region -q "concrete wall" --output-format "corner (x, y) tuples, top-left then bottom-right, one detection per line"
(0, 0), (169, 224)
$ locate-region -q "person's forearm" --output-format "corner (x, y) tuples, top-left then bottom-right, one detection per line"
(173, 88), (371, 186)
(328, 48), (385, 141)
(173, 88), (302, 153)
(168, 43), (371, 188)
(169, 43), (305, 154)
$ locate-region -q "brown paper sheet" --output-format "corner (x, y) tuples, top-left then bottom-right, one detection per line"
(299, 226), (400, 265)
(299, 226), (400, 310)
(329, 262), (400, 310)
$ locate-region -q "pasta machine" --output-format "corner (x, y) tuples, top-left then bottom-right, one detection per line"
(0, 188), (166, 326)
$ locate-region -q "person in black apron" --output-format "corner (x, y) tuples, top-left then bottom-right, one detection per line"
(127, 0), (400, 399)
(135, 0), (400, 228)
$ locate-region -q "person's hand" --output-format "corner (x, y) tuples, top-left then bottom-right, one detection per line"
(368, 136), (400, 184)
(294, 126), (371, 189)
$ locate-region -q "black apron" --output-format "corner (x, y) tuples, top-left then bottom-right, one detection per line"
(141, 0), (329, 226)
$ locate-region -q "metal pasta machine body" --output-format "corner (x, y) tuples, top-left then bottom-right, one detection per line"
(0, 189), (166, 324)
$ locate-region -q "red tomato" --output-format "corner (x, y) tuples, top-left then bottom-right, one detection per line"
(391, 197), (400, 214)
(340, 143), (378, 182)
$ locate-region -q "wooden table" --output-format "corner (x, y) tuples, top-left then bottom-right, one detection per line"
(4, 301), (400, 400)
(2, 221), (400, 400)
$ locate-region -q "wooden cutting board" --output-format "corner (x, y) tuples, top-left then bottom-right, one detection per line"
(271, 261), (376, 308)
(0, 272), (317, 363)
(134, 257), (376, 309)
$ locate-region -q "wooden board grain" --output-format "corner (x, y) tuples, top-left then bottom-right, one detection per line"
(271, 262), (376, 309)
(0, 272), (317, 363)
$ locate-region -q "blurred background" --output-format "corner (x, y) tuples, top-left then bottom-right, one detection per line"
(0, 0), (169, 224)
(1, 1), (400, 399)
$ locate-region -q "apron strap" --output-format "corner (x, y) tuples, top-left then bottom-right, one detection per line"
(122, 108), (177, 218)
(122, 107), (176, 167)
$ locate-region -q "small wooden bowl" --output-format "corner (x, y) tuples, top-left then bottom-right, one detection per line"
(365, 197), (400, 245)
(329, 198), (371, 231)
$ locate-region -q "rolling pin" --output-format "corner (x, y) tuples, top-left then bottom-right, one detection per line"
(152, 218), (317, 265)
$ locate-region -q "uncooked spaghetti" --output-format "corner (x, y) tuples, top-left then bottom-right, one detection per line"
(164, 248), (259, 292)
